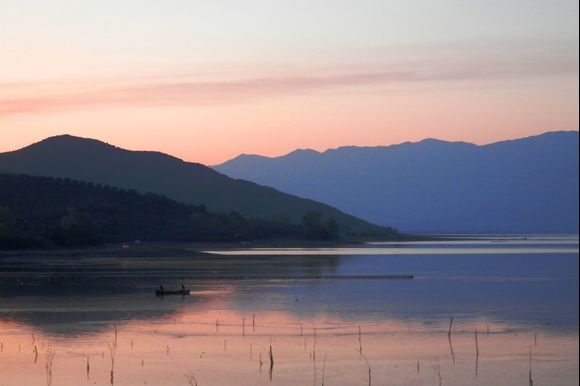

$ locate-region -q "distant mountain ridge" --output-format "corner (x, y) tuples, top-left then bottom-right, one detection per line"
(0, 135), (391, 236)
(215, 131), (579, 233)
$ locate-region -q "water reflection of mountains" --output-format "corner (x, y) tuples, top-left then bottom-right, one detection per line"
(0, 254), (577, 335)
(0, 255), (340, 335)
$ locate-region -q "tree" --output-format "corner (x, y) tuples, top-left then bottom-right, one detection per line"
(302, 211), (339, 240)
(50, 208), (101, 246)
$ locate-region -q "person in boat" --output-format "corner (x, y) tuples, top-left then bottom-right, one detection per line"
(159, 285), (164, 292)
(180, 283), (185, 291)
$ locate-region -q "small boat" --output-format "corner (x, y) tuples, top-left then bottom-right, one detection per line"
(155, 288), (190, 296)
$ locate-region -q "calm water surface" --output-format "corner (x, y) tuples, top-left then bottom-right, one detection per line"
(0, 237), (578, 385)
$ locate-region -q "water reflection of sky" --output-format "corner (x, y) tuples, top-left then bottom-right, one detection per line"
(0, 239), (577, 336)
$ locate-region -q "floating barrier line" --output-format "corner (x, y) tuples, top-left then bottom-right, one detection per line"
(192, 274), (414, 280)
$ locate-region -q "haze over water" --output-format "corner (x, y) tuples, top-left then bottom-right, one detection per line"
(0, 237), (577, 385)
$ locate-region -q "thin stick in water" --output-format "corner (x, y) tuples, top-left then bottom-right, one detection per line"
(44, 347), (56, 386)
(448, 317), (455, 361)
(475, 329), (479, 378)
(185, 371), (198, 386)
(108, 342), (115, 386)
(268, 346), (274, 381)
(432, 360), (442, 386)
(448, 318), (453, 338)
(355, 348), (371, 386)
(529, 345), (533, 386)
(358, 325), (363, 359)
(321, 354), (328, 386)
(475, 329), (479, 356)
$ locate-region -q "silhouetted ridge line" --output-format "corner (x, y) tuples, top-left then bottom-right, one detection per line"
(0, 135), (396, 237)
(216, 131), (579, 233)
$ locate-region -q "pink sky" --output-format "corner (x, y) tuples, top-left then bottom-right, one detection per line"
(1, 1), (578, 164)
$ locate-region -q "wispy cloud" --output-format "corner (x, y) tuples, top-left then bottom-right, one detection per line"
(0, 56), (576, 116)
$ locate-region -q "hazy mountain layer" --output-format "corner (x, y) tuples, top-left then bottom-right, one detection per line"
(216, 131), (579, 233)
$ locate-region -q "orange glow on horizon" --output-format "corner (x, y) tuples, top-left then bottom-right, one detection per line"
(1, 1), (577, 165)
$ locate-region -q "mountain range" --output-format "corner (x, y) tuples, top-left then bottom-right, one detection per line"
(215, 131), (579, 234)
(0, 135), (389, 236)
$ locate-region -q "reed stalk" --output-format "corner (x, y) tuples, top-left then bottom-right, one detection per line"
(268, 345), (274, 381)
(432, 360), (442, 386)
(44, 347), (55, 386)
(185, 371), (198, 386)
(529, 345), (533, 386)
(356, 348), (371, 386)
(321, 354), (327, 386)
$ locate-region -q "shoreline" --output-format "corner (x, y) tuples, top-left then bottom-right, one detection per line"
(0, 233), (453, 258)
(0, 239), (358, 259)
(1, 234), (570, 259)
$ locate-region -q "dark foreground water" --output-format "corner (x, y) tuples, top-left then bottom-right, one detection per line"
(0, 236), (578, 385)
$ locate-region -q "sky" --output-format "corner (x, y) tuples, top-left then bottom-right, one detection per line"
(1, 0), (578, 165)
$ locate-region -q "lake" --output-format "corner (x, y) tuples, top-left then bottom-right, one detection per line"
(0, 236), (578, 385)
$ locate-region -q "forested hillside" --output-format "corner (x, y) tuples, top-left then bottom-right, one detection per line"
(0, 174), (318, 247)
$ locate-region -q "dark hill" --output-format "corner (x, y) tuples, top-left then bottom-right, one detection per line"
(0, 135), (391, 236)
(0, 173), (309, 247)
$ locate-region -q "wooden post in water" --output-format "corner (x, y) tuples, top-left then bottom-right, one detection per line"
(108, 343), (115, 386)
(448, 318), (453, 339)
(114, 325), (118, 350)
(356, 348), (371, 386)
(321, 354), (327, 386)
(358, 325), (363, 359)
(448, 317), (455, 361)
(475, 329), (479, 377)
(268, 345), (274, 381)
(529, 345), (533, 386)
(475, 329), (479, 356)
